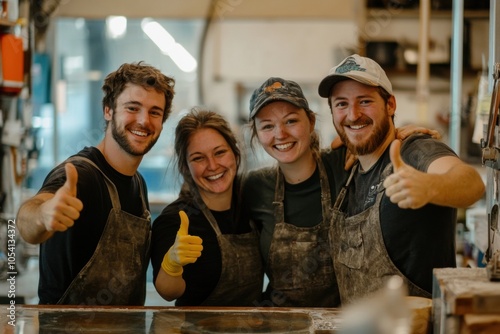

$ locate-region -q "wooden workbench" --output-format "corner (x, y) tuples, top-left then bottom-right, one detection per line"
(433, 267), (500, 334)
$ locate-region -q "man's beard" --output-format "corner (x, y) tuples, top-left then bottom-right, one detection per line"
(110, 116), (158, 156)
(335, 112), (391, 156)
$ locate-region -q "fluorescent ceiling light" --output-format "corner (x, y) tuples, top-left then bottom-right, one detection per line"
(106, 16), (127, 39)
(141, 18), (198, 73)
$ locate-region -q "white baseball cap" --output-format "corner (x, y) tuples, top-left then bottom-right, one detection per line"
(318, 54), (393, 98)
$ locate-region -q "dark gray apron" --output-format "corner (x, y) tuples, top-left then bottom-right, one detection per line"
(57, 157), (151, 305)
(197, 200), (264, 306)
(267, 158), (340, 307)
(330, 162), (431, 305)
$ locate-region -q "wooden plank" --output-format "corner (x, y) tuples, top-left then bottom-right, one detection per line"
(463, 314), (500, 334)
(434, 268), (500, 315)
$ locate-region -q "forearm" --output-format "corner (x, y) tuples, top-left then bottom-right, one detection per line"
(426, 164), (485, 208)
(154, 269), (186, 301)
(16, 194), (55, 244)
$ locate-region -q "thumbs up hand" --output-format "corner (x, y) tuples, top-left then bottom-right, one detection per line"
(161, 211), (203, 277)
(63, 162), (79, 196)
(383, 140), (432, 209)
(39, 163), (84, 232)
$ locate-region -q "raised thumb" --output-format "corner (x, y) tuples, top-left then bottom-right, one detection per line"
(177, 210), (189, 236)
(389, 140), (405, 171)
(64, 163), (78, 196)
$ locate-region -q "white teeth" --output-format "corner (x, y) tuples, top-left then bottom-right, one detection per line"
(131, 130), (148, 137)
(207, 172), (224, 181)
(349, 125), (367, 130)
(275, 143), (293, 151)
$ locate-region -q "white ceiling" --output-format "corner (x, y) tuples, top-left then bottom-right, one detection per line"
(54, 0), (360, 20)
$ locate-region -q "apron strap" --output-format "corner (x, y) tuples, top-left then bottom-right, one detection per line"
(333, 162), (359, 211)
(273, 156), (333, 223)
(194, 195), (223, 236)
(66, 156), (122, 210)
(66, 156), (149, 218)
(273, 167), (285, 223)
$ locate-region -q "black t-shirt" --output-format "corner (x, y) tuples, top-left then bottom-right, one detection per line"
(38, 147), (149, 304)
(328, 134), (458, 293)
(150, 196), (251, 306)
(242, 152), (346, 266)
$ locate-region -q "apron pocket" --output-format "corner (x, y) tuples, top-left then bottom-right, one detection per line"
(338, 223), (364, 269)
(112, 238), (142, 278)
(237, 251), (263, 286)
(291, 239), (333, 288)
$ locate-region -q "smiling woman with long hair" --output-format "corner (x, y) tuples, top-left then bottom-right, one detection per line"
(150, 108), (263, 306)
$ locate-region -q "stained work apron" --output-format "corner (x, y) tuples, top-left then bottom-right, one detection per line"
(57, 157), (151, 305)
(197, 200), (264, 306)
(267, 158), (340, 307)
(330, 163), (431, 305)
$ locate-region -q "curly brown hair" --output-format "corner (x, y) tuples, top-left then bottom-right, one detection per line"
(101, 61), (175, 125)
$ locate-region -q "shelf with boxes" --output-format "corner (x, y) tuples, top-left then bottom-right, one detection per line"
(359, 0), (490, 93)
(0, 0), (31, 219)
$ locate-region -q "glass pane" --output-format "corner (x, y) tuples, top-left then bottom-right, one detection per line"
(30, 17), (203, 212)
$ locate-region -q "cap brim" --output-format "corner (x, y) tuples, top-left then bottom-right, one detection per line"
(318, 73), (389, 98)
(318, 75), (350, 98)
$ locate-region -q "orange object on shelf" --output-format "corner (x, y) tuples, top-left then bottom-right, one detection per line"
(0, 33), (24, 94)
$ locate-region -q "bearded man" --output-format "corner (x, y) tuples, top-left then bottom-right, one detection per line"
(17, 62), (175, 305)
(318, 54), (485, 304)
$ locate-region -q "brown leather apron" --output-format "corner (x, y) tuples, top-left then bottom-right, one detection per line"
(196, 200), (264, 306)
(266, 158), (340, 307)
(330, 162), (431, 305)
(57, 157), (151, 305)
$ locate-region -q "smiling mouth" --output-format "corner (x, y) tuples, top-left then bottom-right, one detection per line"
(130, 129), (149, 137)
(274, 142), (294, 151)
(206, 172), (224, 181)
(347, 124), (369, 130)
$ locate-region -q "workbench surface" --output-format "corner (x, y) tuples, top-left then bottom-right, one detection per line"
(1, 304), (342, 333)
